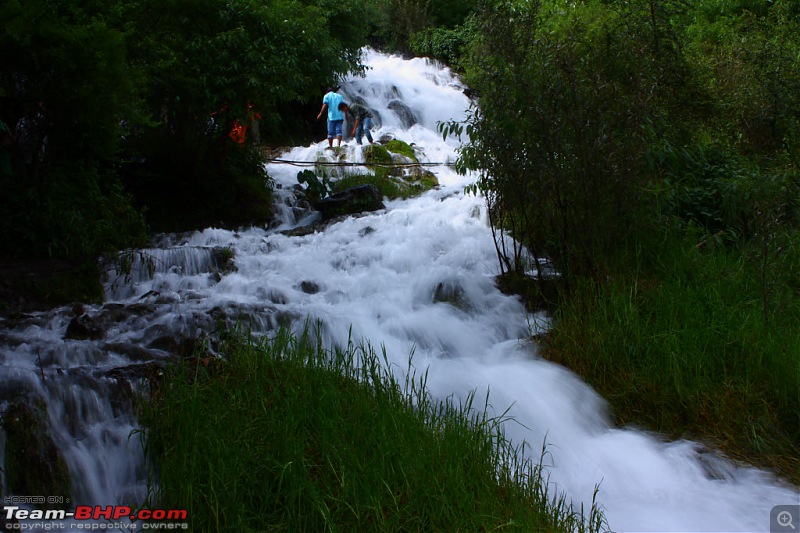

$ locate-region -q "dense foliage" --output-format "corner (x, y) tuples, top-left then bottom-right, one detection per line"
(0, 0), (147, 260)
(0, 0), (373, 264)
(445, 0), (800, 480)
(449, 0), (800, 280)
(0, 0), (478, 268)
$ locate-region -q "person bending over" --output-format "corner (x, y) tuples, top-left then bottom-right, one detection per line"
(345, 102), (374, 145)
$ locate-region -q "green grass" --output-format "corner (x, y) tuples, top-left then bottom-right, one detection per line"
(546, 232), (800, 484)
(142, 327), (605, 532)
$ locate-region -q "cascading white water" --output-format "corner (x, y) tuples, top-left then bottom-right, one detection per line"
(0, 49), (797, 532)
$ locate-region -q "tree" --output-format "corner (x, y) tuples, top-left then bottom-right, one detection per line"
(449, 0), (676, 279)
(0, 0), (146, 259)
(120, 0), (372, 230)
(0, 0), (134, 180)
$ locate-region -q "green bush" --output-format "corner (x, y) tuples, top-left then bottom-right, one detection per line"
(410, 22), (474, 68)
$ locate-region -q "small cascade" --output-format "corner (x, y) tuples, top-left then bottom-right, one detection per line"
(0, 310), (151, 508)
(102, 245), (235, 301)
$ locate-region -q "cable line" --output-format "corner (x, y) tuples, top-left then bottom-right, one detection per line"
(264, 158), (453, 168)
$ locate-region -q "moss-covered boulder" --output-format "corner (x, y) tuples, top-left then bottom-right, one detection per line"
(385, 140), (418, 162)
(322, 140), (438, 205)
(2, 399), (72, 506)
(402, 169), (439, 190)
(363, 144), (393, 166)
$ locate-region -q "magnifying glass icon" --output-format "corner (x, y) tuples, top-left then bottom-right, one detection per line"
(778, 510), (796, 530)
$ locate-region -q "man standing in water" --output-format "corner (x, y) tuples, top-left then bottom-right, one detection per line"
(316, 86), (345, 149)
(345, 102), (374, 145)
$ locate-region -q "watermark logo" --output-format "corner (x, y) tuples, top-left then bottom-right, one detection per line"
(772, 505), (800, 533)
(3, 499), (190, 530)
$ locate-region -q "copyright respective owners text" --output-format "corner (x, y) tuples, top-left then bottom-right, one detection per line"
(2, 498), (189, 531)
(773, 505), (800, 533)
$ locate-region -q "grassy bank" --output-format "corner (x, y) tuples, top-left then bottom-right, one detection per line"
(142, 328), (604, 532)
(545, 232), (800, 485)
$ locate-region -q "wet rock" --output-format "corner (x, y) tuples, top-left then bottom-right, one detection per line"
(254, 287), (289, 305)
(275, 310), (301, 328)
(496, 271), (561, 313)
(212, 246), (238, 274)
(314, 184), (385, 220)
(127, 302), (157, 316)
(3, 312), (41, 327)
(65, 313), (105, 340)
(388, 99), (418, 128)
(694, 446), (735, 481)
(147, 335), (181, 354)
(99, 303), (129, 322)
(259, 145), (293, 160)
(388, 153), (412, 177)
(103, 342), (169, 363)
(432, 280), (473, 312)
(281, 225), (319, 237)
(102, 361), (167, 383)
(378, 133), (396, 144)
(299, 280), (321, 294)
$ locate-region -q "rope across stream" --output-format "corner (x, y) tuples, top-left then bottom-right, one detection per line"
(264, 158), (454, 168)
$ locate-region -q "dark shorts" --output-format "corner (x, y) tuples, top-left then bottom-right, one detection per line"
(327, 119), (344, 139)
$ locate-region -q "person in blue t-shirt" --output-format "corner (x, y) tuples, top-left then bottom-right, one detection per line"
(316, 86), (347, 148)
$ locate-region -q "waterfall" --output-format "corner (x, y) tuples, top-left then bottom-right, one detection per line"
(0, 49), (797, 532)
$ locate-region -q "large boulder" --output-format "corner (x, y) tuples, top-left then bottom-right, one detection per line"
(65, 312), (105, 340)
(388, 100), (418, 128)
(314, 184), (384, 220)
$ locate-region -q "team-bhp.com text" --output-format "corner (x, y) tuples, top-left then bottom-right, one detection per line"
(4, 506), (189, 530)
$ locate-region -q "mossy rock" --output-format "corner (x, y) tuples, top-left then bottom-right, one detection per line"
(333, 168), (439, 200)
(2, 399), (72, 506)
(212, 246), (238, 274)
(363, 144), (393, 165)
(419, 171), (439, 189)
(385, 140), (418, 162)
(403, 169), (439, 189)
(332, 141), (436, 201)
(332, 173), (403, 199)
